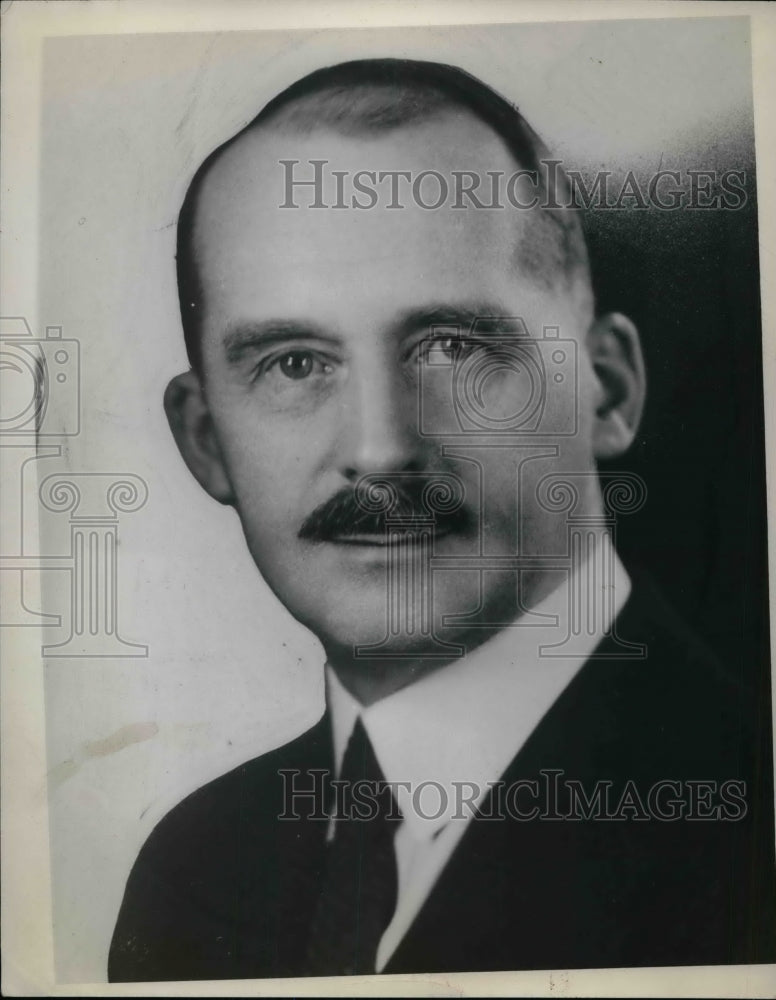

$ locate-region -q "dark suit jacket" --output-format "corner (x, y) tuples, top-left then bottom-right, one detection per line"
(109, 577), (775, 981)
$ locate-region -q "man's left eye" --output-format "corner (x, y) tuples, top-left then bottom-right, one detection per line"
(425, 337), (458, 361)
(419, 336), (485, 364)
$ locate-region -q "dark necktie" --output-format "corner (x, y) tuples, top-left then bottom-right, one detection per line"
(305, 717), (402, 976)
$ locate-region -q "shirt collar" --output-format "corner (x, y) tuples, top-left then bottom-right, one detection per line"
(326, 547), (631, 841)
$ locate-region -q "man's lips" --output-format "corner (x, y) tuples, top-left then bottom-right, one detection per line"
(298, 484), (473, 544)
(319, 525), (456, 546)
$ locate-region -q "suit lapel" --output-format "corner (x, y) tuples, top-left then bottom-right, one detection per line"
(234, 713), (334, 977)
(382, 583), (668, 973)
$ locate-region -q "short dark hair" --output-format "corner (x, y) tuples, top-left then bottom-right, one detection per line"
(176, 57), (590, 374)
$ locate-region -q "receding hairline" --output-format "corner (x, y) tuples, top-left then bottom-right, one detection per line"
(188, 76), (546, 214)
(177, 59), (592, 373)
(196, 99), (510, 203)
(261, 78), (460, 135)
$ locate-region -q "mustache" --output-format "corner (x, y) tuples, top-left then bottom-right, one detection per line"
(299, 482), (472, 542)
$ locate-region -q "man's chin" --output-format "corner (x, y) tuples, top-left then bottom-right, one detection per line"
(293, 580), (487, 663)
(319, 624), (468, 667)
(262, 535), (517, 659)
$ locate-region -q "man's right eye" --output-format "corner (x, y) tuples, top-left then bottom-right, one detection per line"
(278, 351), (315, 380)
(256, 350), (334, 382)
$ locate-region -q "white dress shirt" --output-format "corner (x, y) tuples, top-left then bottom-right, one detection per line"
(325, 548), (631, 972)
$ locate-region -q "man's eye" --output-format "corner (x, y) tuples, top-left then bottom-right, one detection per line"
(278, 351), (314, 380)
(420, 336), (484, 364)
(421, 336), (459, 363)
(260, 350), (334, 381)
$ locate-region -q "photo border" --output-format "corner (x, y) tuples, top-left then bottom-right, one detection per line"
(2, 1), (774, 995)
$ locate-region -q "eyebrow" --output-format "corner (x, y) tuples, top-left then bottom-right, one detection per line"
(221, 300), (525, 365)
(222, 320), (339, 366)
(395, 303), (527, 335)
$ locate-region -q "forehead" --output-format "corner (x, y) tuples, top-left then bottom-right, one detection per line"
(193, 112), (571, 339)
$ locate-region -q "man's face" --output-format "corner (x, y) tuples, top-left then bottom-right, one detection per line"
(190, 112), (601, 658)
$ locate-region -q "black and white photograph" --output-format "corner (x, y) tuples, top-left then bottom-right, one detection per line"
(1, 2), (775, 994)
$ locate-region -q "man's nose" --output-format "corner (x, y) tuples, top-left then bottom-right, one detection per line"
(337, 365), (426, 480)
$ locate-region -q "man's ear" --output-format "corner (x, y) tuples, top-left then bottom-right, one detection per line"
(586, 312), (646, 460)
(163, 370), (235, 505)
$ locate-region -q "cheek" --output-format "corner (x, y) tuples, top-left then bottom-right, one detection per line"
(211, 415), (306, 532)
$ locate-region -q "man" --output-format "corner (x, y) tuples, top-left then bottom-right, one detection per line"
(109, 59), (773, 981)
